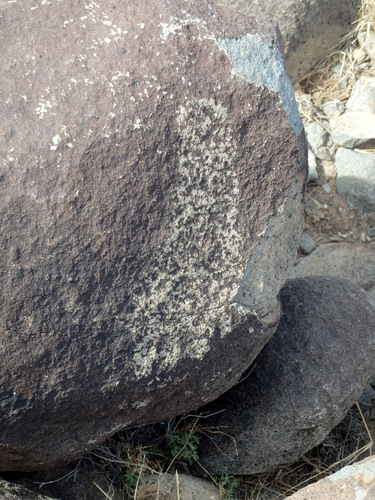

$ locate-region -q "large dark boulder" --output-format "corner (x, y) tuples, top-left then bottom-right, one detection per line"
(0, 0), (306, 470)
(194, 276), (375, 475)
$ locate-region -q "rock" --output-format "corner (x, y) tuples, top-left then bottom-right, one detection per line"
(0, 0), (307, 471)
(305, 122), (329, 150)
(290, 242), (375, 297)
(308, 149), (319, 182)
(288, 455), (375, 500)
(347, 77), (375, 113)
(139, 473), (220, 500)
(321, 183), (331, 194)
(331, 112), (375, 149)
(214, 0), (357, 82)
(358, 384), (375, 410)
(322, 100), (345, 119)
(335, 148), (375, 213)
(4, 460), (127, 500)
(299, 232), (316, 254)
(305, 122), (332, 160)
(0, 479), (56, 500)
(193, 276), (375, 475)
(359, 31), (375, 61)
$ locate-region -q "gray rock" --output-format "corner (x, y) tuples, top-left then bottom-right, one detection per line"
(321, 183), (331, 194)
(139, 473), (220, 500)
(194, 276), (375, 475)
(331, 112), (375, 149)
(290, 242), (375, 295)
(305, 122), (329, 150)
(214, 0), (357, 82)
(299, 233), (316, 254)
(321, 100), (345, 119)
(0, 479), (56, 500)
(358, 31), (375, 61)
(335, 148), (375, 213)
(308, 149), (319, 182)
(288, 456), (375, 500)
(358, 385), (375, 410)
(347, 77), (375, 113)
(0, 0), (307, 471)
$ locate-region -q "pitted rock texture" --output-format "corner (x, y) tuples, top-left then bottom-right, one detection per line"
(0, 0), (306, 470)
(215, 0), (357, 82)
(194, 276), (375, 475)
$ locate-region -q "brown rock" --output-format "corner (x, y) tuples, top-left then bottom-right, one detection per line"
(193, 276), (375, 475)
(0, 0), (306, 470)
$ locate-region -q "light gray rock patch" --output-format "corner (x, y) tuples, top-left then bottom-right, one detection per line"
(335, 148), (375, 214)
(347, 76), (375, 113)
(291, 242), (375, 298)
(307, 149), (318, 182)
(305, 121), (329, 150)
(299, 233), (316, 254)
(216, 34), (303, 136)
(331, 111), (375, 149)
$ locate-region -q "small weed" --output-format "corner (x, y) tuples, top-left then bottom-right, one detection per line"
(122, 468), (139, 496)
(218, 474), (241, 500)
(166, 430), (201, 465)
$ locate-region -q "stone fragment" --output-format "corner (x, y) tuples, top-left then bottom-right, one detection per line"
(139, 473), (220, 500)
(321, 183), (331, 194)
(288, 456), (375, 500)
(308, 149), (319, 182)
(331, 112), (375, 149)
(299, 233), (316, 254)
(359, 31), (375, 61)
(322, 100), (345, 119)
(0, 479), (56, 500)
(305, 121), (329, 150)
(290, 242), (375, 298)
(347, 77), (375, 113)
(352, 47), (368, 63)
(0, 0), (307, 471)
(335, 148), (375, 213)
(215, 0), (357, 82)
(193, 277), (375, 475)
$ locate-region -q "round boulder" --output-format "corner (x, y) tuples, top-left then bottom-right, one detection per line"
(0, 0), (306, 470)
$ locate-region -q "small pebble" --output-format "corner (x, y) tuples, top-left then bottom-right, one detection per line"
(299, 233), (316, 255)
(367, 226), (375, 238)
(322, 184), (331, 194)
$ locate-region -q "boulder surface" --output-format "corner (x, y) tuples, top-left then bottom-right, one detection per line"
(288, 455), (375, 500)
(194, 276), (375, 475)
(0, 0), (306, 470)
(214, 0), (357, 81)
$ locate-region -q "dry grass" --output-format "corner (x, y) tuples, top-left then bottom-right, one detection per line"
(295, 0), (375, 124)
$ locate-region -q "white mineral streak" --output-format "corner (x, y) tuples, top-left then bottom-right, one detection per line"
(216, 34), (303, 136)
(129, 98), (246, 377)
